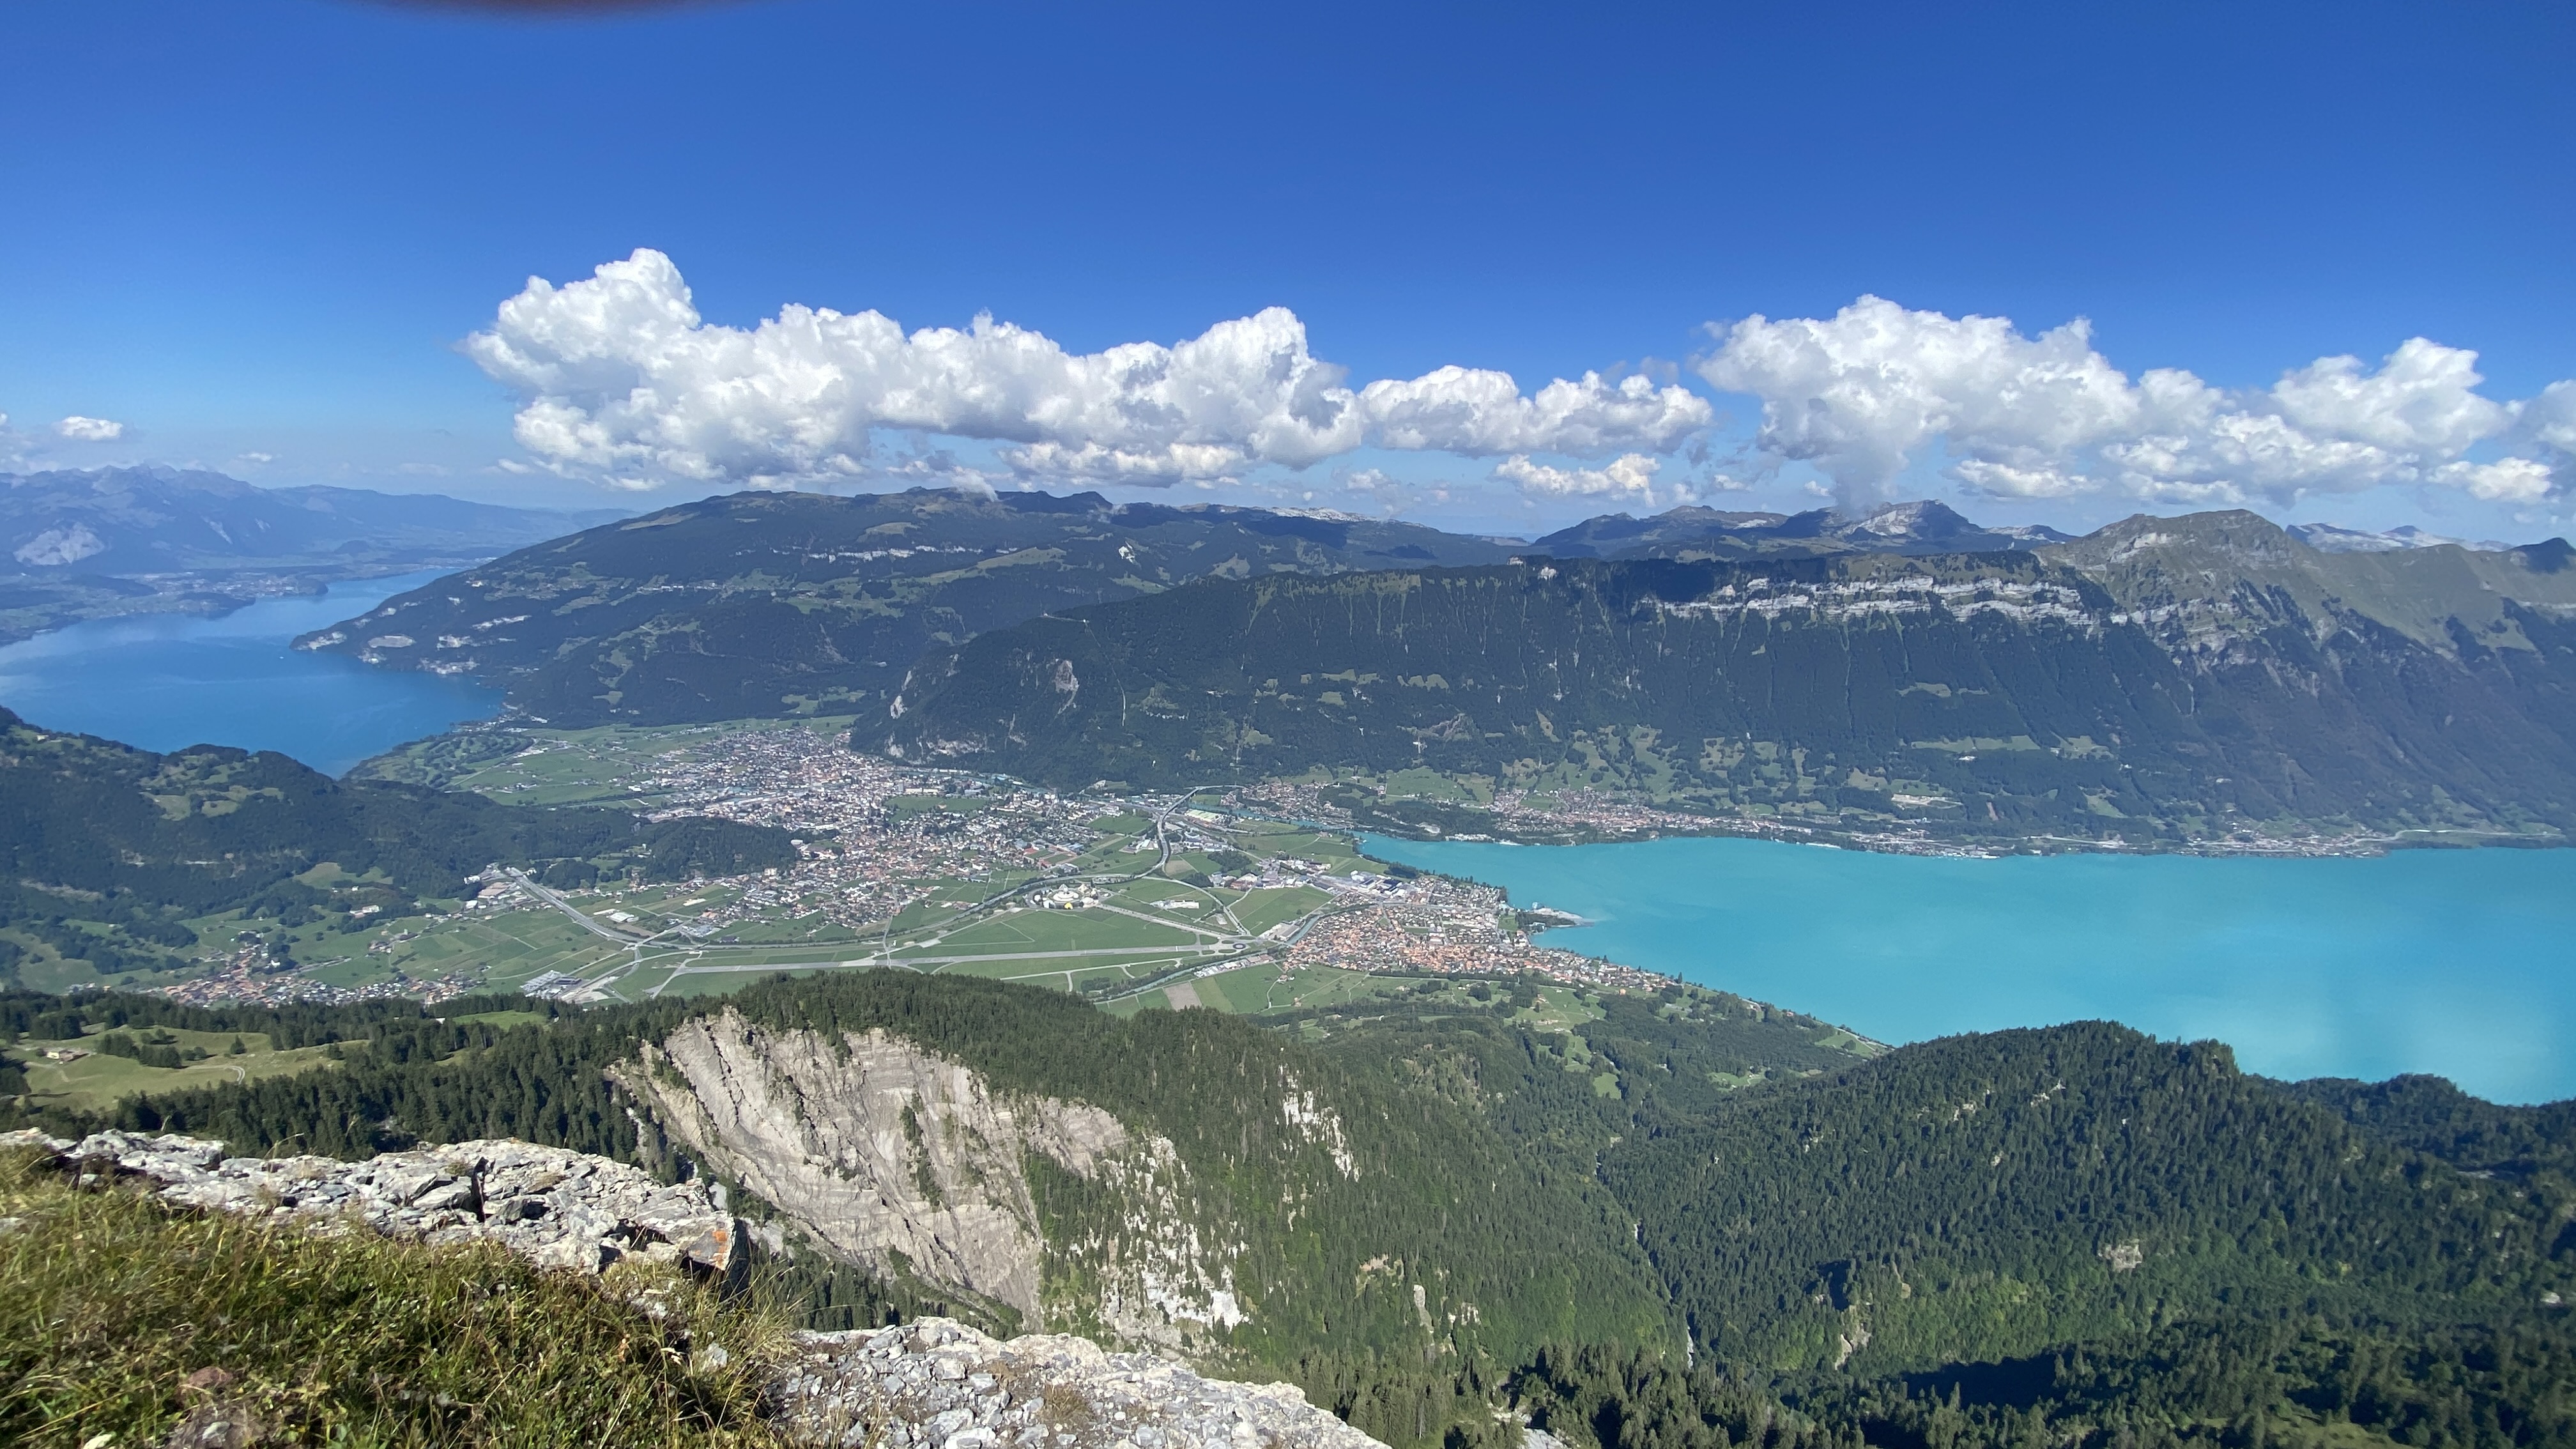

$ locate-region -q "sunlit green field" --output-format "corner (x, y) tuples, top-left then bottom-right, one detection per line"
(12, 1027), (339, 1114)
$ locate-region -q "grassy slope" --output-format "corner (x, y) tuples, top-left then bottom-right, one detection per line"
(0, 1145), (785, 1448)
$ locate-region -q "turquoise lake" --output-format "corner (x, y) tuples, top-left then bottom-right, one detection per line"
(0, 571), (503, 777)
(1364, 834), (2576, 1104)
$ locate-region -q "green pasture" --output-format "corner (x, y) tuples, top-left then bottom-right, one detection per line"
(11, 1027), (339, 1113)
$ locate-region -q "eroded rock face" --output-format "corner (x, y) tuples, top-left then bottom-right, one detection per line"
(4, 1128), (740, 1276)
(621, 1012), (1130, 1319)
(769, 1317), (1383, 1449)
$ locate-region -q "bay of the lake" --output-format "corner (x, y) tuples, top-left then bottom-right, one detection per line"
(0, 571), (503, 776)
(1363, 834), (2576, 1104)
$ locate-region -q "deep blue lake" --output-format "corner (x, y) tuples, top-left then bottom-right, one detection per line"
(0, 571), (503, 776)
(1366, 834), (2576, 1104)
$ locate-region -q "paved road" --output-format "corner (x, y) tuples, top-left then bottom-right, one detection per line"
(507, 869), (648, 943)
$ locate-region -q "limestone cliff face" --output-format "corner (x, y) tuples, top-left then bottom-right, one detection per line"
(619, 1010), (1270, 1353)
(620, 1009), (1128, 1322)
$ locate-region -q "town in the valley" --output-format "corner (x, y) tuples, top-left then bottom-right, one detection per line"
(148, 716), (1688, 1019)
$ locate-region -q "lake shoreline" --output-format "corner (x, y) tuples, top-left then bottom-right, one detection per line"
(0, 569), (507, 778)
(1345, 811), (2568, 863)
(1361, 830), (2576, 1105)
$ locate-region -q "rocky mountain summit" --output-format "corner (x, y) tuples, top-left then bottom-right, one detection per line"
(1, 1126), (1392, 1449)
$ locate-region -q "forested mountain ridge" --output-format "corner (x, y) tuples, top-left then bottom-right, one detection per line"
(885, 515), (2576, 843)
(9, 977), (2573, 1449)
(4, 973), (1690, 1444)
(296, 487), (1519, 727)
(0, 708), (794, 984)
(1601, 1023), (2575, 1375)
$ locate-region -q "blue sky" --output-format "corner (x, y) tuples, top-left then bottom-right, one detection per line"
(3, 0), (2571, 539)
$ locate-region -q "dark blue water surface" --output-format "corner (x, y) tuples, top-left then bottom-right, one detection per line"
(0, 571), (503, 776)
(1366, 834), (2576, 1104)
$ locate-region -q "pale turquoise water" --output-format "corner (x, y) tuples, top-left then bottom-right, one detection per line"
(0, 571), (502, 776)
(1363, 834), (2576, 1103)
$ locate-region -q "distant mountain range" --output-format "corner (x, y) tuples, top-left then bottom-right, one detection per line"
(301, 484), (2576, 843)
(887, 510), (2576, 845)
(299, 489), (1520, 725)
(1528, 498), (2073, 558)
(2288, 521), (2514, 553)
(0, 466), (627, 643)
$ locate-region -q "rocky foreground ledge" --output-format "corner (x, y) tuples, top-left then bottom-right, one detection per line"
(1, 1130), (1387, 1449)
(771, 1318), (1382, 1449)
(1, 1127), (744, 1275)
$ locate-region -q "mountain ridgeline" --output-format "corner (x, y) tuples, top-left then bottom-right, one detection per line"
(299, 488), (1517, 727)
(1523, 499), (2071, 560)
(0, 466), (627, 644)
(8, 974), (2573, 1449)
(886, 512), (2576, 842)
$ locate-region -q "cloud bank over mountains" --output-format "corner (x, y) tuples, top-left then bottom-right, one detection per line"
(466, 252), (2571, 516)
(1699, 297), (2568, 510)
(465, 250), (1708, 493)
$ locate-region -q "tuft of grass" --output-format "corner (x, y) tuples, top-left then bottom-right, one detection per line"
(0, 1146), (791, 1448)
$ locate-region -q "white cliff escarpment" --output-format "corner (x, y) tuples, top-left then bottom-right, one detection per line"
(616, 1010), (1259, 1349)
(620, 1011), (1130, 1321)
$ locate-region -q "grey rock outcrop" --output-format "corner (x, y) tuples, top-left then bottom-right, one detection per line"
(769, 1317), (1383, 1449)
(620, 1012), (1131, 1318)
(4, 1128), (742, 1276)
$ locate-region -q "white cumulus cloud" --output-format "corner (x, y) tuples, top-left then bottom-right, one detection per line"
(1698, 296), (2568, 509)
(468, 250), (1713, 491)
(54, 415), (126, 442)
(1495, 452), (1676, 506)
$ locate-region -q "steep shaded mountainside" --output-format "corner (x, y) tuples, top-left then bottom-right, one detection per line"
(0, 709), (794, 983)
(300, 488), (1518, 727)
(9, 976), (2572, 1449)
(889, 513), (2576, 841)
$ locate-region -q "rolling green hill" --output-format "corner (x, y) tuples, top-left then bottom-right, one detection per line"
(0, 708), (794, 986)
(885, 514), (2576, 843)
(296, 487), (1518, 728)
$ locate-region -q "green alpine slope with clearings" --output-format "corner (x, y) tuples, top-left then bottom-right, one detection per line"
(298, 487), (1518, 728)
(1600, 1023), (2576, 1376)
(0, 709), (795, 986)
(885, 517), (2576, 840)
(8, 974), (1672, 1417)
